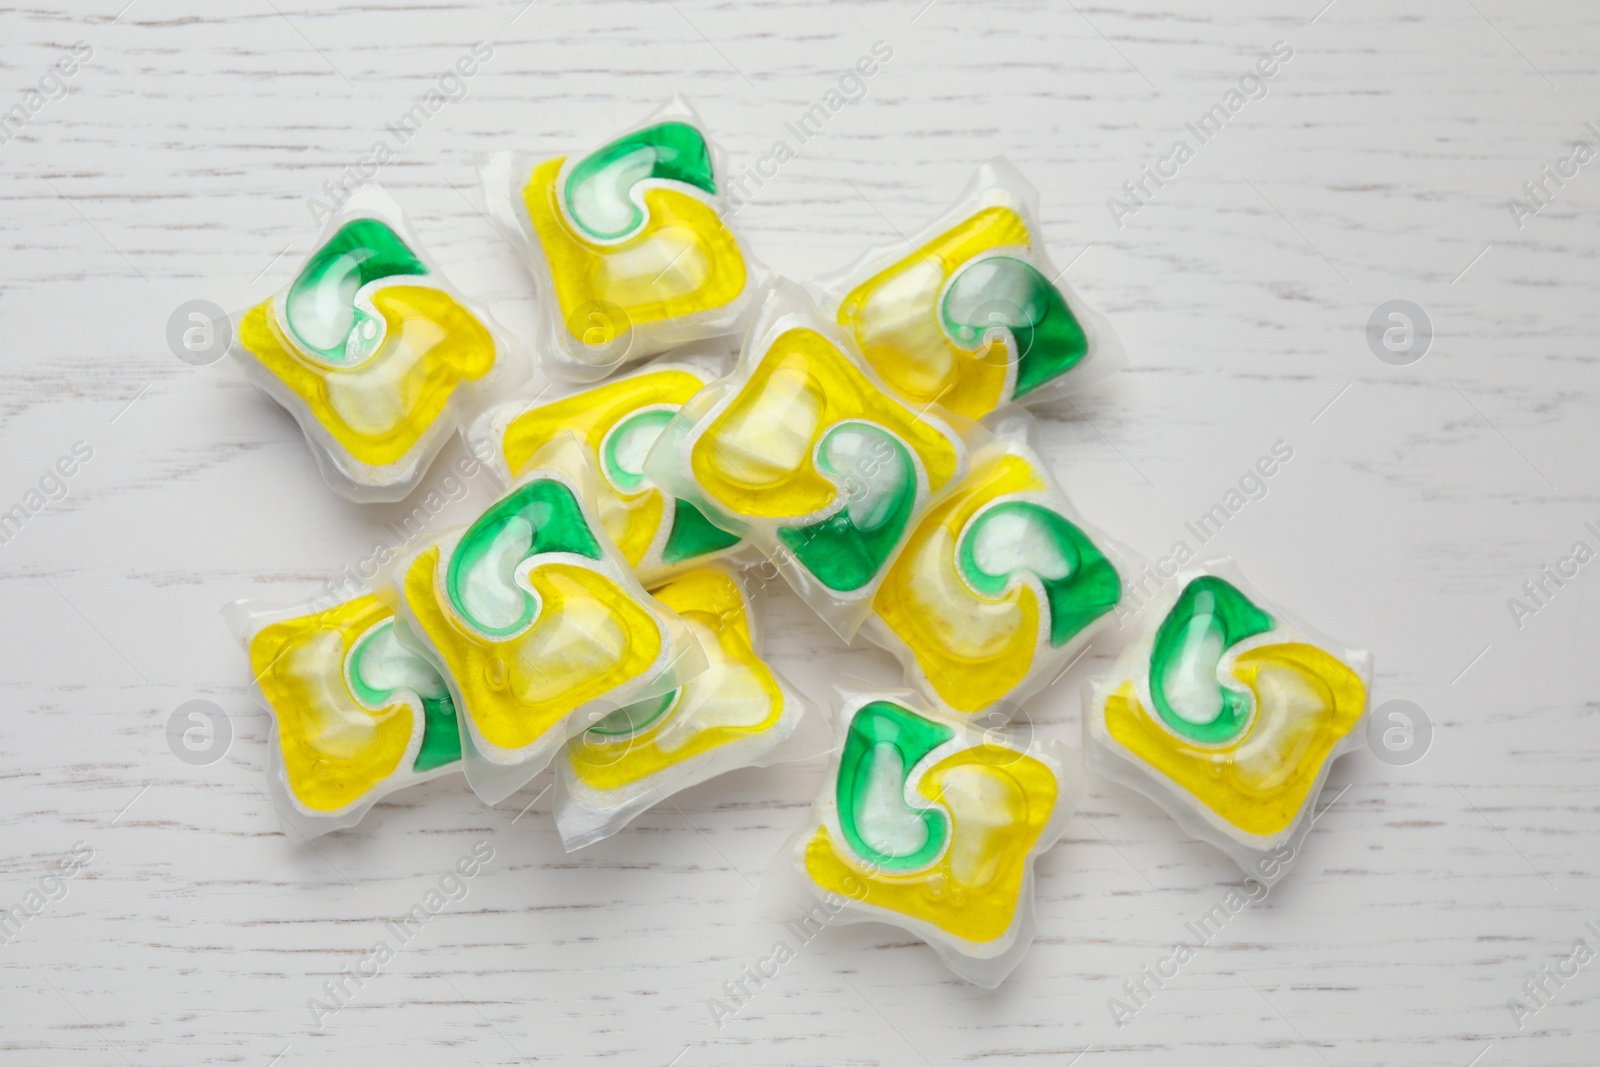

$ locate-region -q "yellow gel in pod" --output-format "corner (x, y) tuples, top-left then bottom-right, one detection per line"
(837, 206), (1029, 419)
(689, 327), (962, 521)
(803, 698), (1061, 947)
(1101, 642), (1366, 837)
(523, 152), (747, 345)
(490, 366), (740, 578)
(566, 567), (784, 792)
(398, 469), (677, 764)
(249, 594), (460, 813)
(404, 548), (665, 754)
(871, 445), (1120, 714)
(240, 288), (495, 467)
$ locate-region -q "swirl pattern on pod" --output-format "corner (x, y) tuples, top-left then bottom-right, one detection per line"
(1148, 576), (1274, 744)
(239, 218), (498, 468)
(522, 121), (748, 349)
(403, 475), (668, 754)
(873, 449), (1120, 713)
(835, 205), (1087, 419)
(249, 594), (460, 813)
(804, 699), (1061, 945)
(870, 447), (1120, 713)
(685, 327), (965, 594)
(833, 701), (954, 870)
(283, 219), (429, 362)
(1100, 575), (1367, 836)
(490, 367), (740, 580)
(563, 122), (718, 240)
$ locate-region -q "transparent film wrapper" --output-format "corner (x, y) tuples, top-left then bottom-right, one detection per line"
(811, 156), (1125, 421)
(552, 565), (830, 851)
(645, 282), (978, 642)
(1083, 559), (1372, 886)
(229, 184), (528, 503)
(762, 683), (1081, 988)
(464, 359), (755, 586)
(858, 410), (1136, 720)
(221, 592), (465, 840)
(479, 97), (766, 383)
(374, 434), (707, 806)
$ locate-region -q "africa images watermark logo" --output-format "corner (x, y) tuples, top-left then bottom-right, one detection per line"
(0, 440), (95, 548)
(309, 441), (497, 613)
(307, 840), (495, 1029)
(0, 41), (93, 147)
(1507, 919), (1600, 1031)
(1505, 520), (1600, 631)
(0, 841), (94, 947)
(306, 41), (495, 225)
(1107, 841), (1297, 1028)
(704, 869), (872, 1028)
(1115, 439), (1295, 622)
(719, 41), (895, 218)
(1107, 40), (1294, 228)
(1505, 119), (1600, 230)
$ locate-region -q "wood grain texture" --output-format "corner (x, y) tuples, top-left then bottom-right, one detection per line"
(2, 0), (1598, 1063)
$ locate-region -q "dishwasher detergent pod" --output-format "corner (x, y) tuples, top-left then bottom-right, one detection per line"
(379, 434), (705, 805)
(226, 592), (462, 838)
(815, 157), (1122, 421)
(480, 98), (761, 382)
(232, 185), (522, 502)
(1085, 561), (1370, 884)
(646, 282), (973, 641)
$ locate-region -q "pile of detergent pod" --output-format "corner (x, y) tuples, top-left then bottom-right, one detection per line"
(223, 98), (1372, 988)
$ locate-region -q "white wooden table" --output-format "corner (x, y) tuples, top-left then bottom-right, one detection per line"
(3, 1), (1597, 1063)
